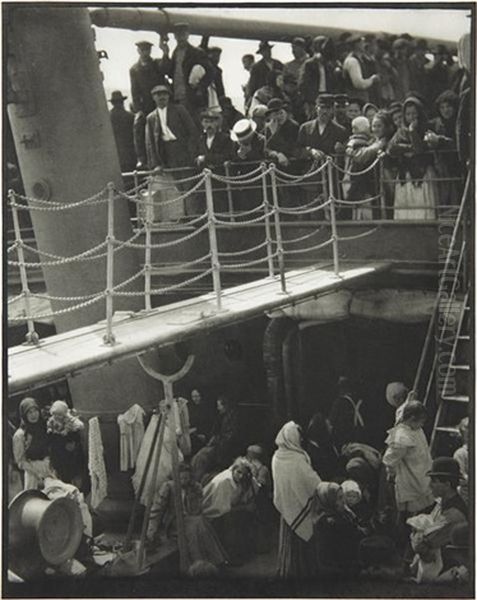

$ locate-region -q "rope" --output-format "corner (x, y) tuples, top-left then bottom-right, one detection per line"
(337, 227), (379, 241)
(31, 291), (105, 302)
(114, 268), (213, 297)
(215, 202), (266, 219)
(221, 252), (278, 270)
(219, 239), (269, 257)
(274, 159), (329, 183)
(278, 199), (332, 215)
(8, 293), (24, 305)
(150, 252), (212, 271)
(11, 188), (109, 211)
(283, 237), (334, 255)
(210, 169), (272, 186)
(123, 179), (150, 195)
(8, 240), (109, 267)
(111, 268), (146, 292)
(8, 292), (106, 322)
(116, 221), (209, 249)
(334, 194), (382, 206)
(282, 228), (324, 245)
(213, 165), (265, 181)
(7, 242), (18, 254)
(215, 210), (274, 226)
(330, 155), (381, 176)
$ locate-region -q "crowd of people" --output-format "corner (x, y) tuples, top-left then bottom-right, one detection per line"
(10, 375), (470, 584)
(108, 25), (471, 221)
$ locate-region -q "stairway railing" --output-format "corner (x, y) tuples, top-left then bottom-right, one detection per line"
(413, 169), (472, 404)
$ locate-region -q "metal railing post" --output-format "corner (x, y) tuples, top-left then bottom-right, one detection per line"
(204, 169), (223, 310)
(224, 161), (235, 222)
(269, 165), (287, 293)
(103, 182), (116, 345)
(133, 169), (140, 224)
(327, 159), (340, 276)
(261, 163), (275, 278)
(9, 190), (39, 344)
(144, 177), (153, 311)
(378, 157), (386, 220)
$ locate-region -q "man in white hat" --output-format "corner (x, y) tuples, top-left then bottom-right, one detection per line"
(231, 119), (265, 212)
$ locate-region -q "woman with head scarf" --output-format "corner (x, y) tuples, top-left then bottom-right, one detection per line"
(12, 397), (51, 489)
(272, 421), (321, 578)
(202, 457), (257, 565)
(314, 481), (364, 576)
(388, 95), (438, 220)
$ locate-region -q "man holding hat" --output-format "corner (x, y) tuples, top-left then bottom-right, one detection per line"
(343, 35), (379, 103)
(165, 22), (214, 119)
(129, 39), (171, 168)
(283, 37), (309, 84)
(145, 84), (198, 174)
(298, 93), (348, 161)
(298, 35), (337, 119)
(108, 91), (136, 173)
(247, 40), (283, 100)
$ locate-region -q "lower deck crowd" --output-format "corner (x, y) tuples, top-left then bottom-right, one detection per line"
(9, 377), (470, 584)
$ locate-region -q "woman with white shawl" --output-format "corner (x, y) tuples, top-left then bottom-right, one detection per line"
(272, 421), (322, 578)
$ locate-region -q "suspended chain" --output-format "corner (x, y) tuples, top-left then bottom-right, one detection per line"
(150, 252), (212, 271)
(124, 176), (206, 207)
(215, 202), (266, 219)
(278, 199), (332, 216)
(218, 239), (269, 257)
(221, 252), (279, 270)
(117, 221), (209, 249)
(331, 155), (382, 176)
(337, 226), (380, 241)
(8, 292), (106, 322)
(215, 210), (275, 226)
(114, 268), (213, 297)
(282, 227), (324, 245)
(283, 237), (334, 255)
(334, 194), (382, 206)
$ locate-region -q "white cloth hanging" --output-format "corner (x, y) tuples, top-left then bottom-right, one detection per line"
(117, 404), (146, 471)
(88, 417), (107, 510)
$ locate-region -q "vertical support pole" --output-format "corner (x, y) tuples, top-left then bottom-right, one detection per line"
(224, 161), (235, 223)
(9, 190), (39, 344)
(204, 169), (222, 310)
(321, 159), (330, 221)
(167, 392), (189, 575)
(327, 160), (340, 277)
(261, 163), (275, 278)
(133, 169), (140, 225)
(103, 182), (116, 345)
(144, 177), (153, 311)
(270, 165), (287, 293)
(379, 158), (386, 220)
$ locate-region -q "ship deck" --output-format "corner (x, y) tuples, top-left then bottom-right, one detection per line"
(8, 261), (390, 394)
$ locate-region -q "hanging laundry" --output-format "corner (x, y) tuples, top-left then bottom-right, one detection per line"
(117, 404), (146, 471)
(88, 417), (107, 510)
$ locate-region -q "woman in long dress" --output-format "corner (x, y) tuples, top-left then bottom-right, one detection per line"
(388, 95), (438, 220)
(271, 421), (321, 578)
(12, 397), (51, 490)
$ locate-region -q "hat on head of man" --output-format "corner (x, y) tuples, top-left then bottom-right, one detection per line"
(292, 36), (306, 48)
(151, 84), (172, 97)
(334, 94), (349, 107)
(316, 93), (334, 107)
(200, 108), (222, 121)
(347, 33), (366, 46)
(135, 40), (153, 49)
(231, 118), (257, 143)
(251, 104), (268, 119)
(427, 457), (461, 480)
(109, 90), (127, 103)
(257, 40), (274, 54)
(265, 97), (286, 116)
(173, 22), (189, 33)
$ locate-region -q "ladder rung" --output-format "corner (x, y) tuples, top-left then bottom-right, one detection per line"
(458, 335), (470, 341)
(464, 306), (470, 311)
(435, 426), (460, 434)
(450, 364), (470, 370)
(442, 395), (469, 403)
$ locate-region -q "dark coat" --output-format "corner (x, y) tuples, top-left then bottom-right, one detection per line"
(298, 57), (337, 104)
(110, 106), (136, 172)
(167, 43), (214, 110)
(211, 64), (225, 100)
(328, 393), (366, 450)
(388, 125), (433, 182)
(129, 58), (169, 115)
(265, 118), (300, 159)
(248, 58), (284, 98)
(344, 133), (377, 200)
(145, 104), (199, 169)
(197, 131), (235, 168)
(298, 118), (348, 157)
(315, 510), (363, 575)
(233, 132), (266, 164)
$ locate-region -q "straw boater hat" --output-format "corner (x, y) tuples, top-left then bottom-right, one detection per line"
(231, 119), (257, 143)
(9, 489), (83, 579)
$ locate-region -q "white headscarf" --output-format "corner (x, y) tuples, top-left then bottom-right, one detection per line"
(272, 421), (321, 541)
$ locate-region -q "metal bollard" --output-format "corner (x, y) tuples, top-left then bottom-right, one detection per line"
(269, 165), (287, 293)
(9, 190), (39, 344)
(103, 182), (116, 344)
(327, 161), (340, 277)
(204, 170), (223, 310)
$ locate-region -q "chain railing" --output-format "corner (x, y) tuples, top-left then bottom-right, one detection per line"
(7, 152), (466, 347)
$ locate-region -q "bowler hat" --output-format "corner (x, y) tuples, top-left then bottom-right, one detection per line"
(151, 84), (172, 96)
(257, 40), (273, 54)
(427, 457), (461, 479)
(135, 40), (153, 48)
(9, 489), (83, 568)
(200, 108), (221, 120)
(231, 118), (257, 142)
(109, 90), (127, 103)
(316, 93), (334, 107)
(265, 97), (286, 116)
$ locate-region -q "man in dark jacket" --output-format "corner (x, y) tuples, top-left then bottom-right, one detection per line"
(207, 46), (226, 102)
(145, 84), (198, 170)
(264, 98), (300, 165)
(129, 39), (170, 167)
(247, 41), (284, 99)
(196, 109), (234, 169)
(108, 91), (136, 173)
(283, 37), (309, 84)
(299, 36), (338, 119)
(298, 93), (349, 160)
(166, 23), (214, 120)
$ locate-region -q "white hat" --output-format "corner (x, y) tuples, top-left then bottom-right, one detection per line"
(231, 118), (257, 143)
